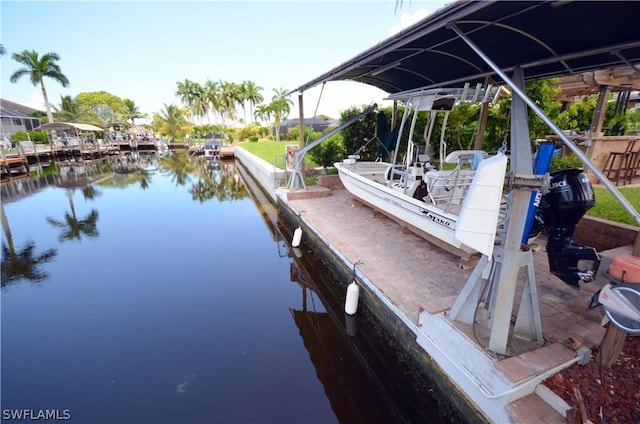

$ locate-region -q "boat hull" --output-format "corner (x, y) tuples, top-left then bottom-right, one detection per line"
(335, 161), (477, 259)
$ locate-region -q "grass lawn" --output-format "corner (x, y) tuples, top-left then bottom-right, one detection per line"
(238, 140), (319, 167)
(589, 186), (640, 226)
(238, 140), (640, 226)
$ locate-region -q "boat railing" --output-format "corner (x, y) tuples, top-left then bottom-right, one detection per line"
(423, 150), (487, 210)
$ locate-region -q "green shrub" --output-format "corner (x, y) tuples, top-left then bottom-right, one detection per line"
(308, 134), (346, 168)
(549, 154), (584, 171)
(248, 135), (259, 142)
(29, 130), (49, 143)
(10, 131), (28, 142)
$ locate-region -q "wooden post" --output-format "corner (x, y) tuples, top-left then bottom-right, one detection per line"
(589, 85), (610, 137)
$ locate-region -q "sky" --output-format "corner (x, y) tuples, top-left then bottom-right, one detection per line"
(1, 0), (450, 123)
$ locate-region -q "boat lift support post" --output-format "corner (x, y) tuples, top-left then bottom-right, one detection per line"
(448, 23), (640, 356)
(288, 104), (377, 190)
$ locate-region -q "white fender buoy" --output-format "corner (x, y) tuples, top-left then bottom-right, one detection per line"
(292, 247), (302, 258)
(345, 280), (360, 315)
(292, 226), (302, 248)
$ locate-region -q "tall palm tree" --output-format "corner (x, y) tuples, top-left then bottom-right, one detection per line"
(10, 50), (70, 124)
(176, 78), (197, 123)
(242, 80), (264, 124)
(122, 98), (143, 125)
(204, 79), (221, 125)
(219, 81), (242, 127)
(191, 86), (208, 126)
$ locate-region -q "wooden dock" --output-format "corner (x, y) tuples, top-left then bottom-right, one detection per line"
(219, 144), (236, 158)
(0, 156), (30, 181)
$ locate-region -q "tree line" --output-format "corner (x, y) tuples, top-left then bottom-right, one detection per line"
(6, 48), (296, 142)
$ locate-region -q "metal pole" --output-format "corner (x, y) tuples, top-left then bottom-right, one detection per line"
(449, 23), (640, 225)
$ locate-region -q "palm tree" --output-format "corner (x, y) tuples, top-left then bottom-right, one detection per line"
(156, 104), (189, 143)
(122, 98), (143, 125)
(204, 79), (221, 125)
(219, 81), (242, 126)
(176, 78), (197, 122)
(242, 80), (264, 124)
(269, 88), (293, 141)
(254, 104), (272, 127)
(10, 50), (70, 124)
(55, 95), (84, 122)
(191, 86), (208, 126)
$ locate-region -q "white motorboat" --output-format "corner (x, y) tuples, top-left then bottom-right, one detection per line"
(335, 88), (508, 260)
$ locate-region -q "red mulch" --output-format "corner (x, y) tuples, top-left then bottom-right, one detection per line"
(544, 335), (640, 423)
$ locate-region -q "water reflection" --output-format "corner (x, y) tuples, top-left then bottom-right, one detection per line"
(109, 153), (160, 190)
(189, 160), (247, 203)
(1, 152), (250, 290)
(237, 161), (464, 424)
(160, 151), (195, 186)
(1, 203), (57, 288)
(46, 189), (99, 243)
(2, 154), (462, 423)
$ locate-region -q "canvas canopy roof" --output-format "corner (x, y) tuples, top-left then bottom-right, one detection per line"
(35, 122), (104, 132)
(291, 0), (640, 96)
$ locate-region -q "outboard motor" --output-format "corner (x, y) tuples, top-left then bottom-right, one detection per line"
(536, 168), (601, 289)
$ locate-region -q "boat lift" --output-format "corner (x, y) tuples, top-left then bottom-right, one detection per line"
(447, 24), (640, 355)
(288, 104), (377, 190)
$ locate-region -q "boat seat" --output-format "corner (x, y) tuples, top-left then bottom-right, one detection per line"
(424, 169), (475, 206)
(423, 150), (487, 207)
(444, 150), (487, 165)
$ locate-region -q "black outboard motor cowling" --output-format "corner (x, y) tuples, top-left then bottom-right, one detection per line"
(536, 168), (601, 289)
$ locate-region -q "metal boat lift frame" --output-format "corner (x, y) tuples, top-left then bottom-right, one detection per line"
(447, 24), (640, 355)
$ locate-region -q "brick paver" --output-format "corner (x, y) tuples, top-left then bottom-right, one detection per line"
(286, 188), (628, 422)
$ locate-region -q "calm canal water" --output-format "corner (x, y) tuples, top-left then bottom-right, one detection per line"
(1, 153), (464, 423)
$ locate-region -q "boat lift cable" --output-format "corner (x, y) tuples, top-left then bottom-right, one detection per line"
(305, 82), (326, 145)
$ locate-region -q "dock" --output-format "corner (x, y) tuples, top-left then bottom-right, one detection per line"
(279, 187), (614, 423)
(234, 147), (630, 423)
